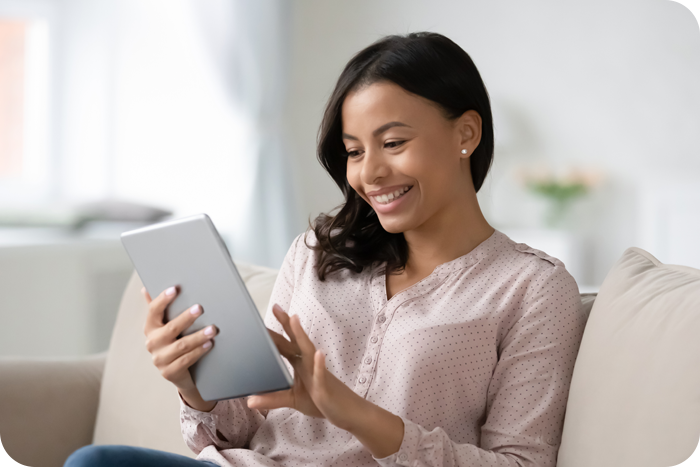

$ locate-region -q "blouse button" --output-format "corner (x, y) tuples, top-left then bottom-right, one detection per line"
(377, 315), (386, 323)
(364, 357), (372, 364)
(370, 336), (378, 343)
(398, 452), (409, 462)
(359, 377), (367, 384)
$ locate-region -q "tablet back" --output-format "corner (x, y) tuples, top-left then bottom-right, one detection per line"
(120, 213), (292, 401)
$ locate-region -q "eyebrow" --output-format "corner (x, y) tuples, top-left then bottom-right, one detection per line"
(342, 121), (412, 141)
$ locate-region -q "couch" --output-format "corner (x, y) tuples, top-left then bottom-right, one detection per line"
(1, 247), (699, 467)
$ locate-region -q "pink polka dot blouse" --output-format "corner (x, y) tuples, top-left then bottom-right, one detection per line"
(179, 228), (586, 467)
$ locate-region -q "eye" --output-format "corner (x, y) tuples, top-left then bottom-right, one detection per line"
(345, 149), (363, 158)
(385, 140), (405, 149)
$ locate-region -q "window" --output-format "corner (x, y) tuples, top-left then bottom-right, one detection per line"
(0, 18), (49, 205)
(0, 20), (24, 178)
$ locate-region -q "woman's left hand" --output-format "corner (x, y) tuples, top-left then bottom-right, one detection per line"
(247, 304), (363, 432)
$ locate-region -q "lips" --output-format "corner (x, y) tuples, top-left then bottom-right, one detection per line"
(370, 186), (412, 205)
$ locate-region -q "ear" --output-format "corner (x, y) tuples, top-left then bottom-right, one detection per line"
(456, 110), (482, 158)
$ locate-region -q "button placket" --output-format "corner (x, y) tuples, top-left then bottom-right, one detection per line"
(357, 267), (460, 397)
(356, 302), (405, 396)
(354, 305), (390, 395)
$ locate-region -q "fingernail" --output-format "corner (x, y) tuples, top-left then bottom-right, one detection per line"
(166, 286), (176, 296)
(190, 304), (201, 315)
(205, 326), (215, 336)
(141, 287), (146, 295)
(202, 341), (212, 349)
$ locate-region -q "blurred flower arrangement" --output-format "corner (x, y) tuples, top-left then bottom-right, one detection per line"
(514, 164), (604, 228)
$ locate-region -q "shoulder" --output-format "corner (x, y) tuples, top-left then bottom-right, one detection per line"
(287, 229), (320, 265)
(493, 235), (584, 341)
(282, 229), (337, 283)
(511, 241), (565, 269)
(495, 232), (569, 280)
(495, 232), (579, 305)
(283, 228), (371, 286)
(281, 229), (317, 274)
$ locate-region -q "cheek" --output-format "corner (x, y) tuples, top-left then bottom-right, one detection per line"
(405, 145), (458, 197)
(346, 161), (362, 194)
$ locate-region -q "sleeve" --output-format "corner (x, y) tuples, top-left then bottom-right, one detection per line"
(178, 234), (303, 454)
(179, 389), (266, 453)
(373, 265), (587, 467)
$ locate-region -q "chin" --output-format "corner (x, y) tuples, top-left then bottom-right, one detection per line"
(377, 218), (411, 235)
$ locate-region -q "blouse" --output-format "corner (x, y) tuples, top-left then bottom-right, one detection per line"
(178, 228), (587, 467)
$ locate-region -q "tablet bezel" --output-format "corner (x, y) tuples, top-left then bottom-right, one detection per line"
(120, 213), (293, 401)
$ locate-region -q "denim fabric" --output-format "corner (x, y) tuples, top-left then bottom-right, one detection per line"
(64, 444), (220, 467)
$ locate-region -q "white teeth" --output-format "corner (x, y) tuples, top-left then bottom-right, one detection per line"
(372, 186), (411, 205)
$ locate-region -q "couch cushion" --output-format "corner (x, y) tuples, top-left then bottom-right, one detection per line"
(92, 262), (279, 456)
(557, 247), (700, 467)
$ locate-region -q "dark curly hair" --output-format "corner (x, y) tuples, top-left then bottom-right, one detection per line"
(307, 32), (494, 281)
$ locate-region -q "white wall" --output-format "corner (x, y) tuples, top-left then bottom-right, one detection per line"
(284, 0), (700, 286)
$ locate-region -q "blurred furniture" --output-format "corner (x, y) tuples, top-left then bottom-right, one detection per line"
(0, 226), (140, 357)
(1, 248), (699, 467)
(638, 181), (700, 270)
(0, 261), (278, 467)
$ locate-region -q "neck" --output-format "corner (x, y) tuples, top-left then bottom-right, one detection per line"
(402, 189), (494, 278)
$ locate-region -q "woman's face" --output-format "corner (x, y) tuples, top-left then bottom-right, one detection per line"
(342, 81), (481, 234)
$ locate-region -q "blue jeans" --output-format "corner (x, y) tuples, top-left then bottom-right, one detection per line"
(64, 444), (221, 467)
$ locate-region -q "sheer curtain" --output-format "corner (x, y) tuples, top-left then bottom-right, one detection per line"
(188, 0), (301, 267)
(107, 0), (300, 268)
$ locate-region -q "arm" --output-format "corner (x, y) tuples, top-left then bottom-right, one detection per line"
(371, 265), (587, 467)
(178, 234), (301, 454)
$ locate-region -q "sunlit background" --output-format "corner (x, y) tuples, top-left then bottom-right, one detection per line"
(0, 0), (698, 358)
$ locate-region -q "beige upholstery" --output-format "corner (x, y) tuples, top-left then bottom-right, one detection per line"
(0, 352), (106, 467)
(15, 251), (700, 467)
(557, 247), (700, 467)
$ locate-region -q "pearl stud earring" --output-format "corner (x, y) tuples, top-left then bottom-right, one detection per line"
(461, 149), (467, 154)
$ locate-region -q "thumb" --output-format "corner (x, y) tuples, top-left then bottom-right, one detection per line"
(313, 350), (327, 387)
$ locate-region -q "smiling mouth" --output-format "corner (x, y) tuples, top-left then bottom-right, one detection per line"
(370, 186), (413, 205)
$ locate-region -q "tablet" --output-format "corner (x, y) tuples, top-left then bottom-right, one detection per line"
(120, 213), (293, 401)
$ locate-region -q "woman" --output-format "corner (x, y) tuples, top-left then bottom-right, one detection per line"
(66, 32), (586, 467)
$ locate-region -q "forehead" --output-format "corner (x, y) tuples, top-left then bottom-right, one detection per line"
(341, 81), (445, 133)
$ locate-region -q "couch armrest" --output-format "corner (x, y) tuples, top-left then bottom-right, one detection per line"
(0, 351), (106, 467)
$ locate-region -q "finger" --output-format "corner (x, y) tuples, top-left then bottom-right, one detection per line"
(289, 314), (316, 357)
(159, 337), (215, 383)
(247, 389), (294, 411)
(150, 309), (218, 351)
(141, 287), (152, 304)
(160, 301), (208, 341)
(268, 329), (301, 361)
(272, 304), (297, 346)
(152, 324), (218, 368)
(144, 286), (178, 335)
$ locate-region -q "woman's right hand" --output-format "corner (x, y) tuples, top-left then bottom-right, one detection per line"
(142, 285), (219, 411)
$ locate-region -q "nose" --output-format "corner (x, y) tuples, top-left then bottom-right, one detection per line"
(360, 145), (390, 186)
